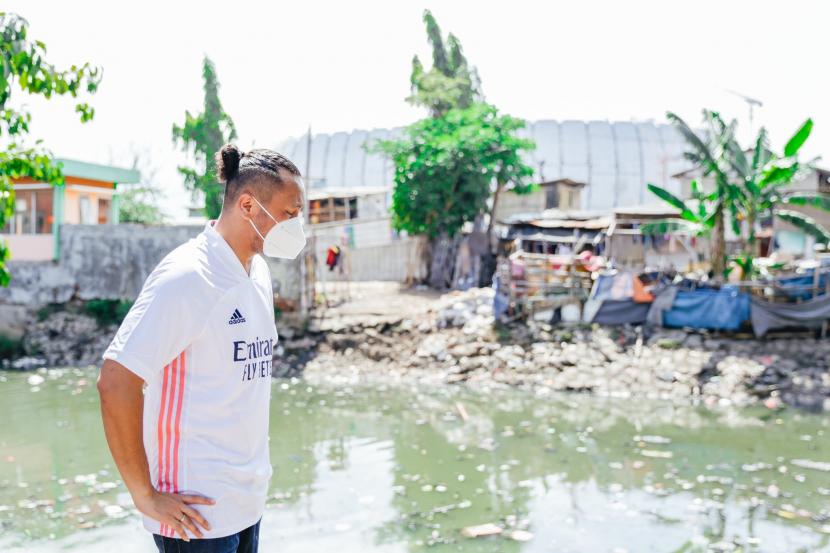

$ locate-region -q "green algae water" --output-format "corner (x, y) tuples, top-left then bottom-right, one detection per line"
(0, 367), (829, 552)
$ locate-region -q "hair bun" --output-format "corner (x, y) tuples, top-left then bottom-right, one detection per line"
(216, 143), (241, 183)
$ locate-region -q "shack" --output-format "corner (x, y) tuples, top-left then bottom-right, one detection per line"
(1, 158), (140, 261)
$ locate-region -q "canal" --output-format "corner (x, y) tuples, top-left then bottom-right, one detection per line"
(1, 367), (828, 552)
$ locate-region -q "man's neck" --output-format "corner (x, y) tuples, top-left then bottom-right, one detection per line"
(214, 214), (254, 274)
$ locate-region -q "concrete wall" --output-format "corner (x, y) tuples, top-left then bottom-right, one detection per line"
(315, 236), (426, 283)
(0, 234), (53, 261)
(0, 222), (423, 339)
(311, 217), (396, 253)
(0, 224), (302, 308)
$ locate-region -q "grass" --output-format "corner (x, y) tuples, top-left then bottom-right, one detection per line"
(83, 299), (134, 327)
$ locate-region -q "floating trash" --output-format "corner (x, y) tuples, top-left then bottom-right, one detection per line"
(790, 459), (830, 472)
(508, 529), (533, 542)
(461, 523), (502, 538)
(103, 504), (125, 518)
(633, 435), (672, 445)
(641, 450), (673, 459)
(741, 462), (772, 472)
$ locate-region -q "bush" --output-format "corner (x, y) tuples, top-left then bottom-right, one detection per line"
(36, 303), (64, 322)
(83, 299), (133, 327)
(0, 334), (24, 360)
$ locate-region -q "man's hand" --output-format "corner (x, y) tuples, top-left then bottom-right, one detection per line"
(134, 489), (215, 541)
(98, 360), (217, 541)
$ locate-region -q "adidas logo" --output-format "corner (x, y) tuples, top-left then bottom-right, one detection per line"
(228, 309), (246, 325)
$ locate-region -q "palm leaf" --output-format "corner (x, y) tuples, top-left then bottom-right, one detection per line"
(751, 127), (770, 171)
(760, 158), (800, 187)
(782, 193), (830, 212)
(701, 198), (723, 229)
(784, 118), (813, 157)
(689, 179), (701, 198)
(640, 219), (703, 236)
(714, 114), (749, 179)
(689, 180), (709, 218)
(667, 112), (721, 175)
(729, 204), (742, 235)
(776, 209), (830, 244)
(646, 183), (697, 222)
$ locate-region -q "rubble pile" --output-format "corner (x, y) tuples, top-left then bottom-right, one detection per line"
(9, 287), (830, 410)
(294, 287), (830, 411)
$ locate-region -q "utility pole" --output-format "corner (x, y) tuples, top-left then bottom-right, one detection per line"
(299, 126), (313, 319)
(726, 89), (763, 137)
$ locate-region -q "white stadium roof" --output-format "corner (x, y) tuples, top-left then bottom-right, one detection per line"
(277, 119), (691, 211)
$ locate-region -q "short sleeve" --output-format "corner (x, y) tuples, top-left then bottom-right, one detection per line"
(103, 268), (208, 382)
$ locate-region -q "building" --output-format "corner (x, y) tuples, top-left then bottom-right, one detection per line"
(308, 186), (395, 251)
(607, 204), (705, 269)
(277, 119), (692, 212)
(495, 179), (586, 221)
(1, 158), (140, 261)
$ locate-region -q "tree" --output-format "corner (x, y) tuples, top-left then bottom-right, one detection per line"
(724, 119), (829, 257)
(374, 11), (535, 288)
(117, 152), (166, 225)
(0, 12), (101, 285)
(374, 103), (534, 288)
(407, 10), (481, 118)
(644, 110), (830, 278)
(172, 56), (236, 220)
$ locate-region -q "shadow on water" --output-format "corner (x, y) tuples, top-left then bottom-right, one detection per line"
(0, 368), (829, 552)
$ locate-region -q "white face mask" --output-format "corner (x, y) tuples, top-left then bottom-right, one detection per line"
(247, 196), (307, 259)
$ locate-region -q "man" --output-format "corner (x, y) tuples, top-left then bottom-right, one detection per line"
(97, 144), (306, 552)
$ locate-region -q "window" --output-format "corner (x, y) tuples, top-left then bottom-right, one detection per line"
(308, 196), (359, 224)
(98, 198), (111, 224)
(35, 189), (53, 233)
(545, 185), (559, 209)
(3, 188), (53, 234)
(309, 199), (326, 224)
(332, 197), (348, 220)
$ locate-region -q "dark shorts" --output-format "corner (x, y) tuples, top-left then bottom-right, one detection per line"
(153, 519), (260, 553)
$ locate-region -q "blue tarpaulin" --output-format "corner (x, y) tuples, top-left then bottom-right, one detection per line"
(592, 300), (650, 325)
(662, 288), (750, 331)
(776, 272), (830, 300)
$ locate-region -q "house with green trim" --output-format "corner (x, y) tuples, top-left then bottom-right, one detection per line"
(1, 158), (140, 261)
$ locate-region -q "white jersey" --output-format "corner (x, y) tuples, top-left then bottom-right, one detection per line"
(103, 221), (278, 539)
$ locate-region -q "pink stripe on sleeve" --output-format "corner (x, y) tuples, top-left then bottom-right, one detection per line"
(171, 349), (186, 492)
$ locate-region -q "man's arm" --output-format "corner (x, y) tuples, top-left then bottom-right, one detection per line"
(97, 359), (214, 541)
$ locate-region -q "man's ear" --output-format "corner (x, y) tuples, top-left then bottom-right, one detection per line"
(238, 193), (254, 218)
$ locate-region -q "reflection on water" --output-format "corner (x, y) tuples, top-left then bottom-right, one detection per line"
(0, 368), (829, 552)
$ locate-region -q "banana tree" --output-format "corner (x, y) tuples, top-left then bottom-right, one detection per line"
(644, 111), (742, 276)
(645, 110), (829, 278)
(723, 117), (830, 257)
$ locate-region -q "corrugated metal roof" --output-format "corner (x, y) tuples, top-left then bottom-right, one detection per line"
(277, 119), (692, 211)
(55, 158), (140, 184)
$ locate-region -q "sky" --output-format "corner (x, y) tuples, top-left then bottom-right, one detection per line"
(5, 0), (830, 220)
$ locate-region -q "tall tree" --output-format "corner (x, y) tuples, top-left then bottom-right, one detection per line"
(0, 12), (101, 285)
(407, 10), (481, 118)
(172, 56), (237, 220)
(377, 10), (534, 288)
(374, 103), (534, 288)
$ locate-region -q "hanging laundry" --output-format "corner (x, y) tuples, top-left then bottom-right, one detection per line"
(326, 245), (341, 271)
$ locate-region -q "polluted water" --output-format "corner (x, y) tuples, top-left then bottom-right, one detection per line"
(0, 367), (829, 552)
